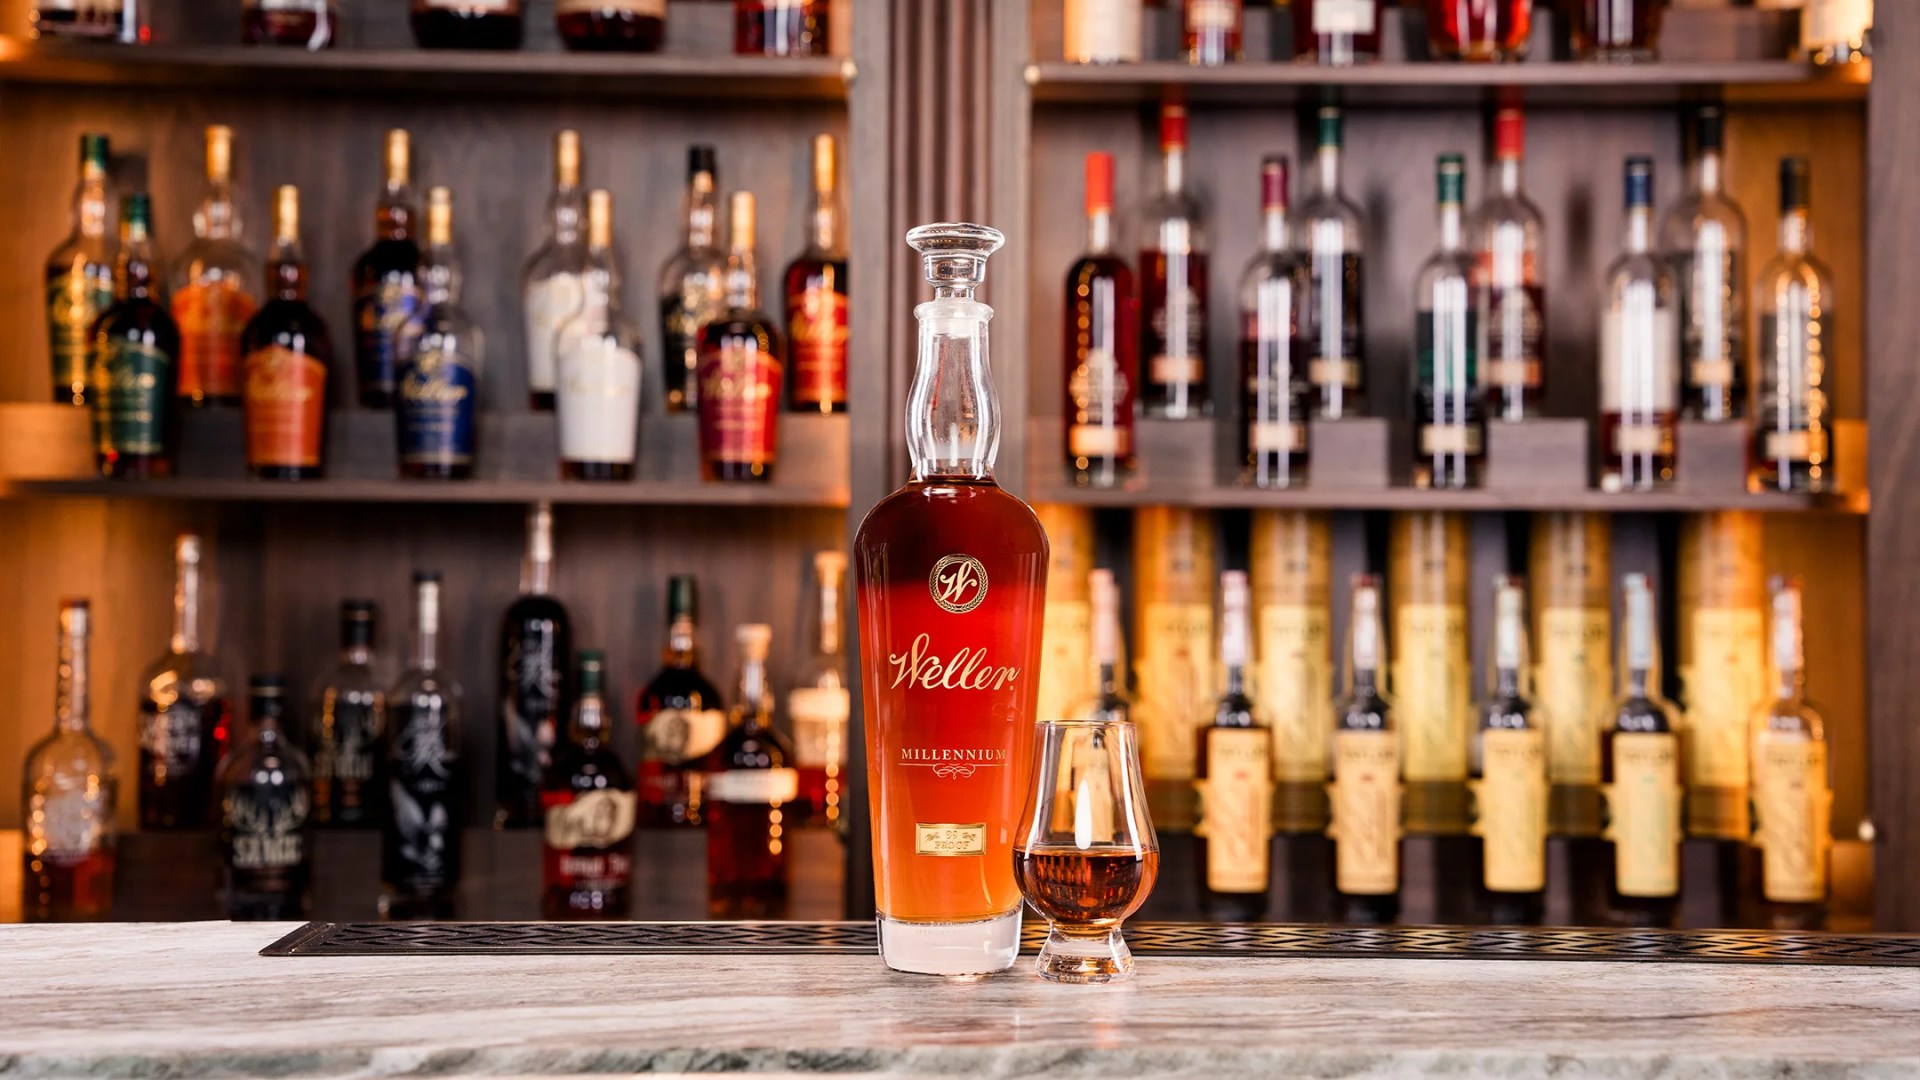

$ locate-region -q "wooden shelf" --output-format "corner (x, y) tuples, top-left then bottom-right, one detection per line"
(0, 475), (848, 508)
(1024, 481), (1866, 514)
(0, 37), (852, 100)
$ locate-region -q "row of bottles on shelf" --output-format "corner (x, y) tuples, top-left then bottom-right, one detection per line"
(1036, 504), (1834, 927)
(1065, 102), (1838, 495)
(20, 509), (851, 922)
(47, 126), (846, 483)
(34, 0), (829, 57)
(1063, 0), (1871, 67)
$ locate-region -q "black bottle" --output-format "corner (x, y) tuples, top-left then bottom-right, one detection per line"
(219, 674), (314, 921)
(382, 572), (464, 920)
(497, 503), (572, 829)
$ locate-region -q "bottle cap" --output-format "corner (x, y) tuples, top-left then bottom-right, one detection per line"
(689, 144), (718, 182)
(1159, 101), (1188, 152)
(1083, 151), (1114, 216)
(736, 623), (773, 659)
(79, 132), (110, 176)
(427, 186), (453, 246)
(341, 599), (376, 648)
(59, 598), (90, 636)
(577, 649), (606, 695)
(1493, 107), (1524, 161)
(249, 673), (287, 697)
(814, 550), (847, 580)
(1696, 105), (1724, 154)
(667, 575), (699, 622)
(176, 532), (202, 565)
(812, 133), (837, 196)
(1780, 156), (1811, 213)
(556, 129), (581, 188)
(275, 185), (300, 245)
(1437, 153), (1465, 206)
(1623, 156), (1653, 210)
(1260, 154), (1289, 211)
(906, 221), (1005, 290)
(587, 189), (613, 249)
(384, 129), (411, 186)
(728, 190), (756, 250)
(206, 124), (233, 183)
(1317, 105), (1343, 150)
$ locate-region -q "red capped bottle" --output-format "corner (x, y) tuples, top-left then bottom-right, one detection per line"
(1064, 151), (1138, 488)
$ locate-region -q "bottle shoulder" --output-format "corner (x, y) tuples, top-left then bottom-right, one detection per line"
(1661, 191), (1749, 243)
(24, 726), (116, 776)
(1067, 252), (1134, 288)
(855, 481), (1049, 556)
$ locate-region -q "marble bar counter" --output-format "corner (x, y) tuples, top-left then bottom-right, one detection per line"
(7, 922), (1920, 1079)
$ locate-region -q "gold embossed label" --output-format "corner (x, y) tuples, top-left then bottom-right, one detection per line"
(1137, 601), (1215, 781)
(1394, 604), (1470, 782)
(1537, 607), (1610, 786)
(914, 823), (986, 856)
(1329, 730), (1401, 896)
(1604, 732), (1681, 898)
(1258, 604), (1332, 783)
(1194, 728), (1273, 893)
(1472, 729), (1548, 893)
(1036, 599), (1092, 725)
(929, 554), (989, 614)
(1756, 740), (1832, 904)
(1681, 608), (1767, 790)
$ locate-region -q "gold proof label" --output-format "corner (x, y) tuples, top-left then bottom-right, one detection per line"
(914, 823), (986, 857)
(1537, 607), (1610, 786)
(1137, 601), (1215, 781)
(1259, 604), (1332, 783)
(1329, 730), (1401, 895)
(1604, 732), (1681, 898)
(1472, 729), (1548, 893)
(1195, 728), (1274, 893)
(1394, 604), (1470, 782)
(1036, 599), (1092, 724)
(1756, 740), (1832, 903)
(1682, 607), (1767, 791)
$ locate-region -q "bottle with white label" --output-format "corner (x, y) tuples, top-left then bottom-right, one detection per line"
(1195, 571), (1274, 922)
(1752, 157), (1836, 495)
(1661, 107), (1748, 423)
(1798, 0), (1870, 65)
(1298, 107), (1368, 420)
(521, 130), (586, 412)
(1749, 575), (1831, 930)
(1599, 157), (1679, 493)
(1470, 575), (1546, 925)
(791, 551), (851, 829)
(1064, 0), (1141, 62)
(1329, 573), (1400, 924)
(1601, 573), (1682, 928)
(705, 624), (798, 919)
(1412, 153), (1482, 490)
(555, 189), (644, 481)
(1290, 0), (1383, 65)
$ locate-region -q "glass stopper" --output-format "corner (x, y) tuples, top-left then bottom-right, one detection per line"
(906, 221), (1005, 291)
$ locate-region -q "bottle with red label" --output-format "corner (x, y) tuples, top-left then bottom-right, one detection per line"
(240, 185), (331, 481)
(1063, 151), (1137, 488)
(172, 125), (260, 408)
(785, 135), (848, 414)
(1238, 155), (1312, 488)
(541, 651), (635, 920)
(697, 192), (783, 483)
(1140, 102), (1210, 421)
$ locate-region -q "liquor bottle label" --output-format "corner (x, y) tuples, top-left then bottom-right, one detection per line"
(697, 341), (782, 467)
(640, 707), (727, 765)
(1194, 727), (1274, 893)
(386, 708), (462, 891)
(1600, 308), (1679, 413)
(523, 272), (585, 396)
(1186, 0), (1241, 32)
(1472, 728), (1548, 893)
(1064, 0), (1143, 62)
(1313, 0), (1377, 34)
(558, 0), (665, 14)
(1137, 600), (1215, 781)
(1309, 357), (1361, 389)
(1067, 349), (1133, 457)
(1803, 0), (1871, 47)
(1036, 598), (1092, 725)
(92, 339), (172, 456)
(1329, 729), (1400, 895)
(354, 277), (421, 398)
(1681, 606), (1766, 793)
(788, 686), (850, 769)
(38, 782), (112, 858)
(318, 692), (381, 819)
(1393, 603), (1470, 782)
(1308, 251), (1364, 384)
(1258, 604), (1332, 783)
(705, 767), (800, 805)
(914, 822), (987, 857)
(397, 347), (478, 467)
(1756, 739), (1831, 903)
(543, 789), (638, 851)
(557, 338), (643, 465)
(1537, 606), (1610, 787)
(47, 269), (114, 397)
(139, 702), (206, 772)
(1249, 421), (1307, 453)
(1603, 731), (1681, 898)
(1764, 428), (1828, 463)
(1480, 279), (1544, 390)
(174, 279), (259, 401)
(1418, 423), (1482, 456)
(227, 786), (310, 871)
(1682, 244), (1740, 383)
(244, 345), (328, 469)
(787, 282), (849, 409)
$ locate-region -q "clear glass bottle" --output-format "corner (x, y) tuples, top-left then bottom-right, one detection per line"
(1140, 102), (1209, 420)
(1470, 575), (1546, 925)
(555, 190), (646, 481)
(396, 187), (483, 481)
(172, 124), (261, 408)
(45, 132), (116, 408)
(1750, 575), (1832, 929)
(1183, 0), (1242, 65)
(1194, 570), (1274, 922)
(1239, 154), (1312, 489)
(1752, 157), (1836, 495)
(495, 503), (572, 829)
(382, 571), (464, 920)
(1566, 0), (1662, 61)
(310, 600), (386, 828)
(659, 146), (724, 413)
(785, 134), (849, 414)
(137, 533), (232, 831)
(219, 674), (313, 920)
(790, 551), (850, 829)
(1413, 153), (1483, 491)
(704, 624), (797, 918)
(1065, 151), (1138, 488)
(1329, 573), (1399, 925)
(1599, 157), (1678, 493)
(351, 130), (421, 410)
(1064, 0), (1141, 62)
(21, 599), (117, 923)
(92, 192), (181, 479)
(696, 191), (784, 483)
(522, 129), (587, 413)
(1601, 572), (1682, 928)
(1299, 107), (1367, 420)
(635, 576), (727, 827)
(1290, 0), (1383, 64)
(541, 650), (636, 919)
(1474, 107), (1545, 421)
(1662, 106), (1749, 423)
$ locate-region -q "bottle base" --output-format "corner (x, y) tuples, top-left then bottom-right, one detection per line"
(877, 910), (1021, 976)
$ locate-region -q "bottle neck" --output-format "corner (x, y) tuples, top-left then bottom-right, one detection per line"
(809, 187), (838, 255)
(413, 624), (437, 672)
(269, 239), (307, 303)
(377, 182), (414, 242)
(1086, 208), (1113, 255)
(1625, 206), (1653, 254)
(75, 173), (111, 240)
(55, 627), (90, 734)
(687, 179), (717, 250)
(423, 243), (459, 307)
(1438, 202), (1464, 252)
(1779, 208), (1811, 255)
(665, 615), (697, 667)
(907, 295), (999, 481)
(1497, 157), (1521, 197)
(342, 641), (372, 667)
(572, 691), (608, 746)
(815, 581), (841, 658)
(1318, 146), (1342, 195)
(723, 248), (757, 310)
(1696, 151), (1723, 196)
(1224, 663), (1246, 700)
(1774, 598), (1805, 702)
(119, 236), (157, 300)
(172, 556), (201, 655)
(1262, 206), (1287, 253)
(1348, 606), (1381, 698)
(521, 554), (552, 596)
(549, 183), (582, 247)
(736, 659), (768, 728)
(197, 178), (238, 242)
(1163, 147), (1186, 195)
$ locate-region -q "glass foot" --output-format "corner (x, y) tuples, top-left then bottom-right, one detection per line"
(1035, 926), (1133, 984)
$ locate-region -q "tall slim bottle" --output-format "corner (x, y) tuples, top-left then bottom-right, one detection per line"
(22, 600), (117, 923)
(1475, 107), (1545, 421)
(1330, 573), (1400, 924)
(1194, 571), (1273, 922)
(138, 534), (232, 830)
(555, 189), (646, 481)
(1470, 575), (1547, 925)
(1133, 506), (1217, 828)
(697, 192), (783, 483)
(1752, 157), (1836, 494)
(1530, 513), (1612, 922)
(173, 124), (261, 408)
(1140, 102), (1210, 420)
(497, 503), (572, 829)
(240, 185), (332, 481)
(92, 193), (181, 479)
(383, 572), (464, 920)
(855, 224), (1048, 975)
(1600, 157), (1679, 492)
(1601, 572), (1683, 928)
(46, 132), (115, 407)
(1299, 107), (1367, 419)
(311, 600), (386, 828)
(351, 130), (421, 410)
(791, 551), (851, 828)
(786, 134), (850, 414)
(1184, 0), (1242, 64)
(1239, 155), (1312, 489)
(659, 147), (724, 413)
(1064, 152), (1138, 488)
(1662, 106), (1748, 423)
(1035, 504), (1097, 732)
(1412, 154), (1483, 490)
(522, 129), (587, 412)
(1251, 511), (1332, 839)
(397, 187), (483, 481)
(1750, 575), (1832, 930)
(704, 624), (797, 918)
(218, 674), (313, 921)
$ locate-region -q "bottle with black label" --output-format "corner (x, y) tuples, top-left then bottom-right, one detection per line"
(310, 600), (386, 827)
(219, 674), (313, 921)
(1469, 575), (1547, 925)
(382, 572), (464, 920)
(542, 651), (635, 919)
(496, 503), (572, 829)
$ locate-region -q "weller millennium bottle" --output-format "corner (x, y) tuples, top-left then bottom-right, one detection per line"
(45, 132), (116, 408)
(496, 503), (572, 829)
(351, 130), (422, 410)
(92, 193), (182, 479)
(172, 124), (260, 407)
(22, 600), (118, 923)
(218, 674), (313, 921)
(382, 572), (464, 920)
(137, 534), (232, 830)
(240, 185), (332, 481)
(855, 223), (1048, 975)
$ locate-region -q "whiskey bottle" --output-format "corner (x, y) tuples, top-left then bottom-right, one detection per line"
(1034, 503), (1096, 731)
(1064, 152), (1138, 488)
(1239, 155), (1312, 489)
(310, 600), (386, 828)
(22, 600), (117, 922)
(1080, 569), (1132, 730)
(521, 130), (587, 412)
(31, 0), (142, 42)
(1600, 157), (1679, 493)
(555, 190), (646, 480)
(1427, 0), (1527, 60)
(659, 147), (724, 413)
(1291, 0), (1384, 64)
(1470, 575), (1547, 925)
(496, 503), (572, 829)
(1799, 0), (1871, 65)
(45, 132), (116, 407)
(137, 534), (232, 830)
(1329, 573), (1400, 924)
(1752, 158), (1837, 494)
(1529, 513), (1611, 840)
(786, 134), (849, 414)
(1133, 505), (1217, 828)
(241, 0), (337, 48)
(172, 125), (260, 408)
(1570, 0), (1663, 59)
(1601, 572), (1683, 928)
(382, 572), (464, 920)
(1298, 106), (1367, 419)
(1183, 0), (1242, 65)
(351, 130), (422, 410)
(92, 193), (182, 479)
(1063, 0), (1141, 63)
(1390, 512), (1470, 831)
(855, 223), (1048, 975)
(1750, 575), (1832, 930)
(557, 0), (665, 51)
(1412, 154), (1483, 490)
(240, 185), (332, 481)
(1251, 510), (1332, 835)
(790, 551), (851, 828)
(411, 0), (523, 49)
(542, 651), (636, 919)
(704, 624), (798, 919)
(397, 187), (482, 480)
(1662, 106), (1748, 423)
(1140, 102), (1210, 420)
(1194, 571), (1274, 922)
(734, 0), (827, 56)
(635, 576), (727, 827)
(219, 674), (313, 921)
(1474, 106), (1546, 421)
(697, 192), (783, 482)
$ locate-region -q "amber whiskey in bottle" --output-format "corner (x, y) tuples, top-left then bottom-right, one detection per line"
(351, 131), (421, 410)
(1183, 0), (1242, 65)
(93, 193), (182, 479)
(698, 192), (783, 482)
(557, 0), (664, 52)
(1601, 573), (1683, 928)
(1329, 574), (1401, 924)
(635, 576), (727, 827)
(411, 0), (523, 49)
(734, 0), (826, 56)
(1140, 102), (1210, 420)
(1065, 152), (1138, 487)
(1470, 576), (1547, 925)
(173, 125), (261, 407)
(22, 600), (117, 923)
(704, 624), (798, 919)
(785, 134), (848, 414)
(1749, 576), (1831, 931)
(241, 185), (332, 481)
(1194, 571), (1274, 922)
(542, 651), (635, 919)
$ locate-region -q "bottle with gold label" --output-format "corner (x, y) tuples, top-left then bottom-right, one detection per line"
(1750, 576), (1831, 930)
(1035, 504), (1096, 728)
(1389, 512), (1471, 835)
(1601, 573), (1683, 928)
(172, 125), (261, 408)
(1195, 571), (1273, 922)
(1329, 573), (1400, 924)
(1133, 506), (1218, 828)
(1470, 575), (1546, 925)
(1079, 570), (1132, 724)
(1529, 513), (1611, 838)
(1250, 510), (1332, 833)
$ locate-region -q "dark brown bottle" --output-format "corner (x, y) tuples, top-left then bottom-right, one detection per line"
(350, 131), (420, 410)
(496, 504), (572, 830)
(240, 186), (332, 482)
(411, 0), (524, 50)
(138, 535), (232, 831)
(1601, 573), (1684, 928)
(92, 193), (182, 479)
(557, 0), (663, 51)
(218, 674), (314, 921)
(541, 651), (634, 919)
(634, 577), (726, 827)
(703, 624), (797, 919)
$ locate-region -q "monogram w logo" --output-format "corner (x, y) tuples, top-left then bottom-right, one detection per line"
(929, 554), (989, 614)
